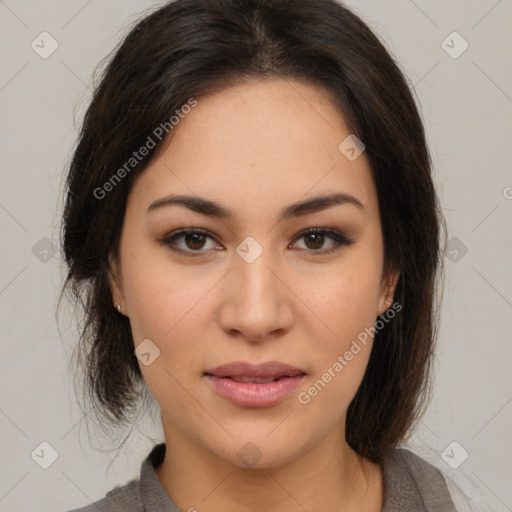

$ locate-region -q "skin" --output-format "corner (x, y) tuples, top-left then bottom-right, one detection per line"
(109, 77), (399, 512)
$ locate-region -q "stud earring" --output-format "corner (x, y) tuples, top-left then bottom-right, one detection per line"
(116, 304), (121, 311)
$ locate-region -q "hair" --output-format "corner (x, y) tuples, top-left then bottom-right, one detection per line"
(59, 0), (447, 463)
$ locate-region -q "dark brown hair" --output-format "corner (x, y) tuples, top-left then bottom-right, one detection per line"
(59, 0), (447, 463)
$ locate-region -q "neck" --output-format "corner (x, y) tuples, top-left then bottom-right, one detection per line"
(154, 421), (383, 512)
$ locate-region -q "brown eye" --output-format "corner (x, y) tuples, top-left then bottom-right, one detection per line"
(183, 232), (207, 250)
(161, 227), (353, 258)
(161, 228), (221, 256)
(303, 232), (325, 250)
(291, 228), (354, 255)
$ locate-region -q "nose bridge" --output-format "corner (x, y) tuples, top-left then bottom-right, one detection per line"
(236, 237), (279, 310)
(220, 236), (291, 341)
(238, 241), (277, 301)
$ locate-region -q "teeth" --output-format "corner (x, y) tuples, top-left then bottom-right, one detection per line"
(230, 376), (278, 384)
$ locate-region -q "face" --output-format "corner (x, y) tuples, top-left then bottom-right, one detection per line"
(110, 78), (399, 469)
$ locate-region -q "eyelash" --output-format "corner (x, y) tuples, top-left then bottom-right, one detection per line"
(160, 227), (354, 257)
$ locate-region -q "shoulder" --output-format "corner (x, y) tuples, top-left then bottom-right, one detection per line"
(66, 478), (143, 512)
(384, 448), (489, 512)
(385, 447), (453, 486)
(382, 447), (457, 510)
(66, 442), (169, 512)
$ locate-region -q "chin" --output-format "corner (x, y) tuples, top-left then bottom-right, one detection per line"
(205, 430), (313, 470)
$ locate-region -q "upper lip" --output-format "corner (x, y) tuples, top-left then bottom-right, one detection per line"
(204, 361), (306, 379)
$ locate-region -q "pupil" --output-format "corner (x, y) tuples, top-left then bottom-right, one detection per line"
(306, 233), (323, 250)
(186, 233), (205, 250)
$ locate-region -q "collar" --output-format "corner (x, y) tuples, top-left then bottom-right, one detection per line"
(139, 443), (455, 511)
(139, 443), (182, 512)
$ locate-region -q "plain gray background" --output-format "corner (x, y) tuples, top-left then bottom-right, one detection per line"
(0, 1), (511, 511)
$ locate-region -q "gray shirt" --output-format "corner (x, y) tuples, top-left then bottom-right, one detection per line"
(67, 443), (458, 511)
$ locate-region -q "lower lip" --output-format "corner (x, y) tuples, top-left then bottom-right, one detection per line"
(204, 374), (306, 408)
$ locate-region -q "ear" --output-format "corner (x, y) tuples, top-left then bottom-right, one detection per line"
(377, 266), (400, 317)
(108, 252), (125, 315)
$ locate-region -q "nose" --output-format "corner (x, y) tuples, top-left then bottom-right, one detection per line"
(218, 244), (294, 343)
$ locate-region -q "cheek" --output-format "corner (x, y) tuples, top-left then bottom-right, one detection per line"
(300, 259), (382, 345)
(124, 259), (209, 417)
(296, 283), (376, 420)
(295, 254), (382, 409)
(122, 244), (213, 344)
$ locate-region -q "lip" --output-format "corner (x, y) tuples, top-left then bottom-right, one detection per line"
(205, 361), (306, 379)
(203, 361), (307, 408)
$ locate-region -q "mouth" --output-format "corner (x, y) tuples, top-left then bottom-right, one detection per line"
(203, 361), (307, 408)
(213, 375), (294, 383)
(204, 360), (306, 379)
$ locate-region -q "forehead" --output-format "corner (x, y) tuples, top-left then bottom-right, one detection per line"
(128, 78), (378, 223)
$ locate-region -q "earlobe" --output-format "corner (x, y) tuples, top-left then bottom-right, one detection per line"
(378, 268), (400, 317)
(108, 253), (125, 314)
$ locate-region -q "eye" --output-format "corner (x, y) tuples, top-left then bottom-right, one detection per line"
(290, 228), (354, 255)
(160, 227), (354, 257)
(160, 228), (221, 256)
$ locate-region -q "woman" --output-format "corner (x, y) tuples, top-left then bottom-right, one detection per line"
(61, 0), (475, 510)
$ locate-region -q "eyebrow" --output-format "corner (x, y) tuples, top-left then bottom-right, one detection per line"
(147, 192), (365, 220)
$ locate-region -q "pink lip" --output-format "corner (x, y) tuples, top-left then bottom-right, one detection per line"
(204, 361), (307, 408)
(205, 361), (305, 378)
